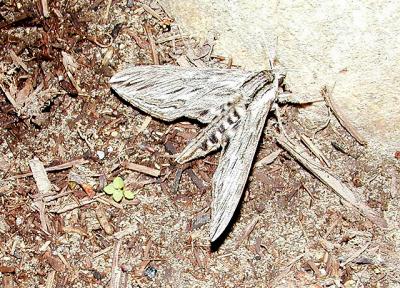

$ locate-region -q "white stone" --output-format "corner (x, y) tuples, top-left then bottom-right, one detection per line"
(162, 0), (400, 157)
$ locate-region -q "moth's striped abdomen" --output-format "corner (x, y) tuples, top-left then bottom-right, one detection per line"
(176, 95), (247, 164)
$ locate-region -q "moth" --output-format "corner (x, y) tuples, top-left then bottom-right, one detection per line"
(110, 65), (286, 241)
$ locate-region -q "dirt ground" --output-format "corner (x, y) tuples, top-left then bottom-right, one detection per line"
(0, 1), (399, 287)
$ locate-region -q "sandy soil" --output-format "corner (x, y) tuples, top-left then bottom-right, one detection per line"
(0, 1), (399, 287)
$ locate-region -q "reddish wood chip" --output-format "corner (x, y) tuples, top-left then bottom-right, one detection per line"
(0, 266), (16, 273)
(43, 251), (66, 273)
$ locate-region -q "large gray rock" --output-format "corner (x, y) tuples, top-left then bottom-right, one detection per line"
(162, 0), (400, 157)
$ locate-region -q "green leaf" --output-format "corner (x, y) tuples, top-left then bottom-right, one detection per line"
(104, 184), (117, 195)
(123, 190), (136, 200)
(112, 189), (124, 202)
(113, 177), (125, 189)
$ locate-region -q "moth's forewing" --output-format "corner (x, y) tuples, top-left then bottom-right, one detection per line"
(110, 65), (259, 123)
(210, 74), (280, 241)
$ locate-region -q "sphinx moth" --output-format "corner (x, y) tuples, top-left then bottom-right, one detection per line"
(110, 65), (285, 241)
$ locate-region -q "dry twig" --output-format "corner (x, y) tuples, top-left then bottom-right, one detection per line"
(322, 85), (367, 145)
(145, 25), (159, 65)
(8, 158), (88, 179)
(276, 133), (387, 228)
(300, 134), (331, 167)
(123, 161), (160, 177)
(40, 0), (50, 18)
(110, 239), (122, 288)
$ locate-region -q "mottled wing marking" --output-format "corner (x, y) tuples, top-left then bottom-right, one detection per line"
(176, 94), (248, 163)
(109, 65), (259, 123)
(210, 76), (280, 241)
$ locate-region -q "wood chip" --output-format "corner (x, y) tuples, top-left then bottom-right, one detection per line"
(306, 260), (321, 277)
(93, 246), (113, 258)
(62, 226), (89, 237)
(176, 55), (193, 67)
(45, 271), (55, 288)
(15, 77), (32, 108)
(9, 50), (29, 72)
(326, 254), (340, 277)
(136, 116), (152, 135)
(276, 133), (387, 228)
(156, 34), (187, 44)
(113, 226), (137, 240)
(61, 51), (78, 73)
(191, 211), (210, 230)
(96, 206), (114, 235)
(2, 275), (14, 288)
(255, 149), (281, 167)
(0, 266), (16, 273)
(29, 158), (51, 233)
(123, 161), (160, 177)
(145, 25), (159, 65)
(186, 169), (206, 191)
(43, 251), (65, 272)
(110, 239), (122, 288)
(0, 83), (18, 111)
(137, 3), (163, 20)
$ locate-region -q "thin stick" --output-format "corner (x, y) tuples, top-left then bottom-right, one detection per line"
(40, 0), (50, 18)
(123, 161), (160, 177)
(145, 25), (159, 65)
(276, 133), (387, 228)
(300, 134), (331, 167)
(137, 3), (163, 20)
(110, 239), (122, 288)
(7, 158), (88, 180)
(322, 85), (367, 145)
(156, 34), (188, 44)
(50, 195), (102, 213)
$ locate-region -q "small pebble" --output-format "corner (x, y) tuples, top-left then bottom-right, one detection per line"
(144, 266), (157, 279)
(96, 150), (105, 160)
(16, 217), (23, 225)
(111, 131), (119, 137)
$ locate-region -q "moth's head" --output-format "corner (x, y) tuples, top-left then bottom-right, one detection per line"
(262, 68), (286, 87)
(272, 68), (286, 84)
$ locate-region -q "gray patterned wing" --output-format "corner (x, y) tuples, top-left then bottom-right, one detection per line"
(110, 65), (259, 123)
(210, 78), (279, 242)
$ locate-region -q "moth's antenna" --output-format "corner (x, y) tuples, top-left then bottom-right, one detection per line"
(265, 36), (279, 70)
(268, 49), (275, 70)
